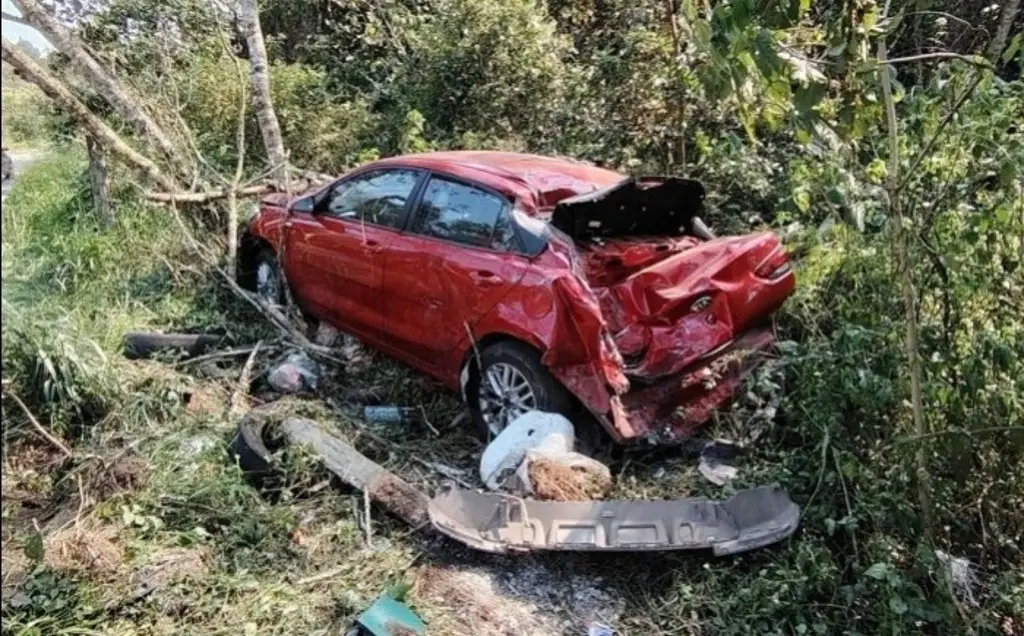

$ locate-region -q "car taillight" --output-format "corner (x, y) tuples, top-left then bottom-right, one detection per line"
(755, 250), (791, 280)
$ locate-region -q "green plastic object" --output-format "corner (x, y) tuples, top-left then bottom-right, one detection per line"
(354, 591), (426, 636)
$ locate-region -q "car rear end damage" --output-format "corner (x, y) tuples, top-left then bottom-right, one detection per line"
(528, 176), (795, 445)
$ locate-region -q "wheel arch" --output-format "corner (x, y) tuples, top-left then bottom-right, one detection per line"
(457, 330), (546, 402)
(238, 231), (275, 291)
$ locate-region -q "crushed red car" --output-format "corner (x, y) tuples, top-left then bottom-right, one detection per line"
(239, 151), (795, 445)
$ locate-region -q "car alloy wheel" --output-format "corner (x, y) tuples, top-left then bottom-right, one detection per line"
(478, 362), (538, 436)
(255, 260), (280, 305)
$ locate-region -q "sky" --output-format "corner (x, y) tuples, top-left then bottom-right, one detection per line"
(1, 0), (54, 52)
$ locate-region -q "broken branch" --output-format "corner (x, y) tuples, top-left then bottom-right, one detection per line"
(4, 391), (73, 459)
(1, 39), (179, 192)
(12, 0), (194, 182)
(145, 184), (273, 203)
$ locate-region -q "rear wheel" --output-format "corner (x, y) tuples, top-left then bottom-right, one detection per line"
(467, 341), (575, 440)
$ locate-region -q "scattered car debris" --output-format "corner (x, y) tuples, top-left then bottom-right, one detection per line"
(267, 351), (321, 393)
(122, 331), (223, 360)
(428, 484), (799, 555)
(229, 411), (799, 557)
(588, 623), (614, 636)
(697, 440), (743, 486)
(479, 412), (576, 490)
(313, 322), (340, 347)
(344, 589), (426, 636)
(364, 405), (422, 424)
(936, 549), (980, 606)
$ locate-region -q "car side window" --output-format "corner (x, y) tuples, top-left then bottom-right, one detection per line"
(412, 177), (517, 251)
(325, 169), (419, 230)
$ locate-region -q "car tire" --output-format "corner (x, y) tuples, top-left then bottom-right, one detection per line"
(251, 247), (284, 306)
(467, 340), (575, 441)
(227, 412), (283, 484)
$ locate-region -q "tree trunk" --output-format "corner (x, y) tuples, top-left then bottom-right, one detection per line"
(11, 0), (195, 183)
(85, 135), (112, 227)
(987, 0), (1021, 62)
(877, 23), (932, 539)
(1, 39), (179, 192)
(238, 0), (288, 184)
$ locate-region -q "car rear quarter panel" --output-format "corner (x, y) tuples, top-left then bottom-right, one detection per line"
(458, 248), (631, 438)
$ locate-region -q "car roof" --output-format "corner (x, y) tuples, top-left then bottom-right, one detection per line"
(368, 151), (626, 210)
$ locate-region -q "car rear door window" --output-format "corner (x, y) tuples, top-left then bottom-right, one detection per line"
(412, 177), (516, 251)
(325, 169), (419, 230)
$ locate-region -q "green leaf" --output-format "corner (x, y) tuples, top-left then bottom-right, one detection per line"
(889, 597), (908, 615)
(864, 563), (889, 580)
(24, 531), (44, 563)
(1002, 33), (1022, 64)
(793, 189), (811, 212)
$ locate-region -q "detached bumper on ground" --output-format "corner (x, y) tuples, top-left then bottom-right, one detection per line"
(428, 484), (799, 556)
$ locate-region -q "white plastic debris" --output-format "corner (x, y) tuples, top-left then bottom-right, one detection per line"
(936, 550), (980, 606)
(697, 440), (742, 486)
(479, 412), (575, 490)
(267, 351), (321, 393)
(313, 322), (340, 347)
(588, 623), (613, 636)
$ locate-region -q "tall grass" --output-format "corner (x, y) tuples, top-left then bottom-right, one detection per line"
(1, 150), (263, 438)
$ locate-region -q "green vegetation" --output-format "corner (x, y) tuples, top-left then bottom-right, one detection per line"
(2, 0), (1023, 634)
(2, 60), (52, 148)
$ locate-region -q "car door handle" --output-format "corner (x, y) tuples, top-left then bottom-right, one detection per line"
(364, 240), (384, 254)
(471, 270), (501, 285)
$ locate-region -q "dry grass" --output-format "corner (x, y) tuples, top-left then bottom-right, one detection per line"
(528, 458), (612, 501)
(44, 519), (125, 576)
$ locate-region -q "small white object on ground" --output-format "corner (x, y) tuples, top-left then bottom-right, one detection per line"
(479, 412), (575, 490)
(267, 351), (321, 393)
(313, 322), (340, 346)
(936, 549), (980, 606)
(588, 623), (613, 636)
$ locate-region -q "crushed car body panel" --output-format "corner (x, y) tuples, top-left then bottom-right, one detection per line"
(428, 484), (800, 555)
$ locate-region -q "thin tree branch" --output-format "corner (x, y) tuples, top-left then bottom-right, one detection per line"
(1, 11), (32, 28)
(885, 52), (994, 68)
(4, 391), (73, 459)
(879, 0), (933, 539)
(1, 37), (179, 192)
(145, 184), (273, 203)
(898, 71), (986, 192)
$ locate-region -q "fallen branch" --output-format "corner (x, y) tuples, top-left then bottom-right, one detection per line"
(145, 184), (273, 204)
(12, 0), (195, 182)
(4, 391), (73, 459)
(231, 341), (261, 416)
(167, 201), (345, 365)
(1, 39), (179, 192)
(281, 417), (430, 526)
(174, 343), (269, 367)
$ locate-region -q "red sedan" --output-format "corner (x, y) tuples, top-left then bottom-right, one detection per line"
(239, 152), (795, 445)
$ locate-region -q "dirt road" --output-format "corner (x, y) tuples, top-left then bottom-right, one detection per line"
(2, 149), (45, 202)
